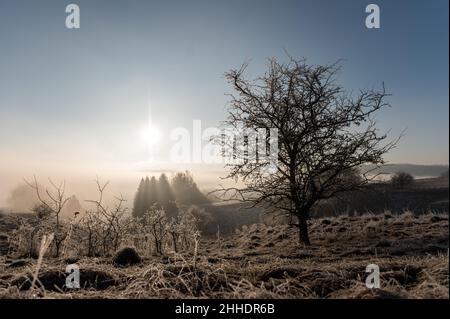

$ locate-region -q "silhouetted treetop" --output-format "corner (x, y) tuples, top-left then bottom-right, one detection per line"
(218, 57), (399, 245)
(172, 171), (210, 205)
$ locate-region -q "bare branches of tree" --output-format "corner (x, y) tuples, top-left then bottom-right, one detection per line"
(25, 176), (69, 228)
(83, 177), (131, 255)
(217, 57), (399, 245)
(24, 176), (70, 256)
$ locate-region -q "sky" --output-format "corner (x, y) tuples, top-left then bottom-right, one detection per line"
(0, 0), (448, 207)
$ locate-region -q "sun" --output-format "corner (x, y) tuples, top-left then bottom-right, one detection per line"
(140, 124), (161, 147)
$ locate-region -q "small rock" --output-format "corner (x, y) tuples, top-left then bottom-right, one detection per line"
(112, 247), (142, 267)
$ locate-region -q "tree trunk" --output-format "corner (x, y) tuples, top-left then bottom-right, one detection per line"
(172, 234), (178, 253)
(298, 215), (310, 246)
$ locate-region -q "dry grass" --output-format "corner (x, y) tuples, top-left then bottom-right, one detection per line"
(0, 212), (448, 299)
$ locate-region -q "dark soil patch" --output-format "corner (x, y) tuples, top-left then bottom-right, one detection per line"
(12, 269), (117, 291)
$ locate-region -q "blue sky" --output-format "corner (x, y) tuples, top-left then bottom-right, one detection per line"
(0, 0), (448, 203)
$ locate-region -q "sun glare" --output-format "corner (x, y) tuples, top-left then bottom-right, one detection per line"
(140, 125), (161, 147)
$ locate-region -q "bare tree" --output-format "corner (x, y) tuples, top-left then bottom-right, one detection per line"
(218, 57), (398, 245)
(78, 211), (102, 257)
(143, 206), (168, 255)
(85, 177), (131, 255)
(167, 209), (199, 253)
(166, 217), (181, 253)
(25, 176), (70, 256)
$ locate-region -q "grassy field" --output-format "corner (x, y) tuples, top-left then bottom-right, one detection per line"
(0, 211), (448, 299)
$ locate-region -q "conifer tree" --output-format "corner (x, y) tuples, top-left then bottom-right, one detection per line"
(142, 176), (151, 213)
(171, 171), (209, 205)
(149, 176), (158, 206)
(132, 178), (145, 218)
(158, 173), (178, 219)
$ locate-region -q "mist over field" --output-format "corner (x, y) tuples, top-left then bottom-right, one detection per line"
(1, 164), (447, 212)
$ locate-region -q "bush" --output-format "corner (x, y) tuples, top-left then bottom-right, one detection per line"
(391, 172), (414, 189)
(32, 203), (52, 219)
(113, 247), (142, 266)
(187, 205), (214, 233)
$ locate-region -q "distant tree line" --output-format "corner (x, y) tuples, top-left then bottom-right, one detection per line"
(132, 171), (209, 219)
(391, 171), (414, 189)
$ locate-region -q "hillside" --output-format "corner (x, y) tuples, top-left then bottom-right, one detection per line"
(364, 164), (448, 178)
(0, 212), (447, 299)
(196, 177), (449, 234)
